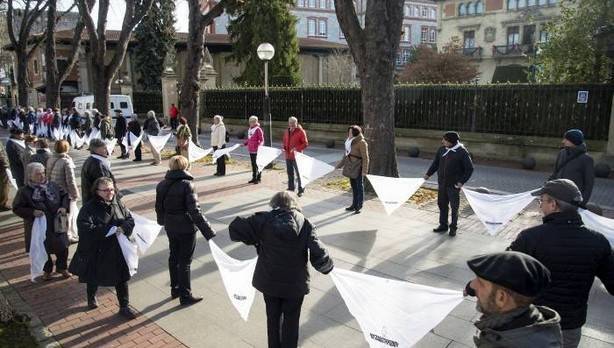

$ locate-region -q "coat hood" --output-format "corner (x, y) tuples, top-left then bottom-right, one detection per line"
(164, 169), (194, 181)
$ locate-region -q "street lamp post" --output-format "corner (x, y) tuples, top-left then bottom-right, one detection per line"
(257, 43), (275, 147)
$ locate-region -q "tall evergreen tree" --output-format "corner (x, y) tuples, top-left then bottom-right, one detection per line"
(133, 0), (176, 91)
(226, 0), (301, 86)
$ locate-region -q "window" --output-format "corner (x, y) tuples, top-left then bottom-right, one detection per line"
(431, 8), (436, 18)
(308, 0), (316, 7)
(507, 0), (517, 9)
(507, 26), (520, 46)
(421, 7), (428, 17)
(404, 4), (410, 16)
(402, 49), (411, 64)
(402, 25), (411, 42)
(412, 6), (418, 16)
(110, 102), (115, 109)
(429, 27), (437, 42)
(539, 27), (549, 42)
(475, 0), (484, 13)
(86, 103), (90, 109)
(421, 26), (429, 43)
(319, 0), (326, 9)
(33, 59), (39, 75)
(296, 0), (304, 7)
(467, 2), (475, 14)
(318, 18), (327, 37)
(527, 0), (535, 6)
(330, 1), (334, 9)
(464, 30), (476, 48)
(120, 102), (128, 109)
(538, 0), (546, 5)
(458, 3), (466, 15)
(548, 0), (556, 4)
(522, 24), (535, 45)
(518, 0), (526, 8)
(308, 18), (317, 36)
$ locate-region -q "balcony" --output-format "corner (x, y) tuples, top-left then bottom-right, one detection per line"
(492, 44), (536, 57)
(456, 47), (483, 59)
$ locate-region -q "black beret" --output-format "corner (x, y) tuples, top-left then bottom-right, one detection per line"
(467, 251), (551, 297)
(443, 131), (460, 144)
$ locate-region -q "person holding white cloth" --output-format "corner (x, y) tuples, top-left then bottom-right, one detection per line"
(335, 125), (369, 214)
(143, 110), (162, 165)
(47, 140), (80, 243)
(210, 115), (227, 176)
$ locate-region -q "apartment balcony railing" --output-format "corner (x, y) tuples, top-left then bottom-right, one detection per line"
(456, 47), (483, 59)
(492, 43), (536, 57)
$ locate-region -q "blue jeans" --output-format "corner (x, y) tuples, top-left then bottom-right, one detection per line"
(349, 175), (364, 209)
(286, 159), (302, 191)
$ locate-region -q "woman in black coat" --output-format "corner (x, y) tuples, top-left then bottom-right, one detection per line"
(229, 191), (334, 348)
(155, 155), (215, 305)
(68, 176), (137, 319)
(12, 162), (70, 281)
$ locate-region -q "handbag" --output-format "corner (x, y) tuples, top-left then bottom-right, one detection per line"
(342, 155), (362, 179)
(54, 212), (69, 234)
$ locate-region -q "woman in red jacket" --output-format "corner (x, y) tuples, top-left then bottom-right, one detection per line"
(282, 116), (308, 196)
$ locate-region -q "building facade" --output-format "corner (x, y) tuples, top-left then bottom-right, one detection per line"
(436, 0), (561, 83)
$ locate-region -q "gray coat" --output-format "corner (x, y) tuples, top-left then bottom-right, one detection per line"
(550, 144), (594, 204)
(474, 305), (562, 348)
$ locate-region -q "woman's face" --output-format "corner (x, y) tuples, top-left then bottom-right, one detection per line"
(249, 119), (256, 127)
(213, 117), (220, 125)
(31, 168), (46, 185)
(96, 182), (115, 202)
(348, 129), (353, 138)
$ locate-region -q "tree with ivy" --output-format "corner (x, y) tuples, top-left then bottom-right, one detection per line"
(534, 0), (614, 83)
(226, 0), (301, 86)
(399, 42), (479, 84)
(132, 0), (176, 91)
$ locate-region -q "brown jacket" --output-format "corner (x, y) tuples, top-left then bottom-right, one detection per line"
(47, 153), (79, 200)
(335, 134), (369, 176)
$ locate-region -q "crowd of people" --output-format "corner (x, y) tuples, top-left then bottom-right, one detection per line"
(0, 102), (612, 348)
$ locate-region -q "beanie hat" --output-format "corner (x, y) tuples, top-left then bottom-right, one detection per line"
(443, 131), (460, 144)
(564, 129), (584, 146)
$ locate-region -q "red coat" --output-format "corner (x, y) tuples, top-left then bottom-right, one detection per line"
(169, 106), (179, 119)
(283, 125), (308, 160)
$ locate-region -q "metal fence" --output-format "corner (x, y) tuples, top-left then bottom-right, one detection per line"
(133, 91), (163, 115)
(201, 84), (614, 140)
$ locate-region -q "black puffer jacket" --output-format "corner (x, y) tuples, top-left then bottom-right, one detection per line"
(69, 196), (135, 286)
(229, 209), (334, 298)
(155, 170), (215, 239)
(550, 144), (594, 205)
(80, 156), (116, 203)
(114, 116), (127, 138)
(508, 211), (614, 330)
(29, 149), (51, 167)
(426, 145), (474, 187)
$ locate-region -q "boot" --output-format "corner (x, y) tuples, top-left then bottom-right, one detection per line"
(180, 294), (203, 306)
(87, 296), (98, 310)
(449, 227), (457, 237)
(433, 225), (448, 233)
(118, 306), (137, 320)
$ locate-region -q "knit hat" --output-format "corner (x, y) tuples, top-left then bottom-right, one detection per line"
(443, 131), (460, 144)
(564, 129), (584, 146)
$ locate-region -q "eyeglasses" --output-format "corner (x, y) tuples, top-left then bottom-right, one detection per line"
(97, 188), (115, 193)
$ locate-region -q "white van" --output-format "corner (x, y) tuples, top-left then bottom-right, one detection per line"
(72, 95), (134, 123)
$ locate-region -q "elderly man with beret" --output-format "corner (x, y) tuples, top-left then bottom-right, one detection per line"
(466, 251), (562, 347)
(549, 129), (594, 206)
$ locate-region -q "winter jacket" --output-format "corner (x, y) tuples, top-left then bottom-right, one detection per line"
(426, 145), (474, 187)
(244, 124), (264, 154)
(81, 155), (116, 203)
(335, 134), (370, 177)
(99, 118), (114, 140)
(28, 149), (51, 167)
(155, 170), (215, 239)
(12, 182), (70, 253)
(6, 138), (25, 187)
(82, 113), (93, 132)
(169, 105), (179, 119)
(210, 123), (226, 148)
(283, 125), (308, 160)
(143, 116), (160, 136)
(47, 153), (79, 200)
(508, 211), (614, 330)
(229, 208), (334, 298)
(127, 120), (141, 137)
(473, 305), (562, 348)
(69, 112), (82, 130)
(114, 116), (127, 139)
(550, 144), (594, 205)
(69, 196), (134, 286)
(52, 112), (61, 128)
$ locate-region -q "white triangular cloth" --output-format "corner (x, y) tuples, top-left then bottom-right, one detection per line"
(104, 138), (117, 157)
(117, 234), (139, 276)
(6, 168), (18, 189)
(147, 133), (172, 153)
(579, 209), (614, 246)
(209, 240), (257, 321)
(295, 152), (335, 187)
(256, 146), (282, 172)
(212, 144), (241, 161)
(188, 140), (212, 162)
(30, 216), (48, 282)
(131, 213), (162, 256)
(462, 188), (536, 235)
(331, 268), (463, 348)
(367, 175), (425, 215)
(121, 131), (143, 151)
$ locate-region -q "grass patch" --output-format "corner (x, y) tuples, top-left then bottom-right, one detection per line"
(0, 320), (37, 348)
(160, 149), (176, 160)
(324, 177), (351, 191)
(322, 177), (438, 205)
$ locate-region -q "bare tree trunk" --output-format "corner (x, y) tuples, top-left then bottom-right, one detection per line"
(15, 49), (29, 106)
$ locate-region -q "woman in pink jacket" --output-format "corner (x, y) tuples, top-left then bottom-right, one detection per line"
(244, 115), (264, 184)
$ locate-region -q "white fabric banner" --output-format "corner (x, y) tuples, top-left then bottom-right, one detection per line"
(121, 131), (143, 151)
(89, 128), (101, 140)
(30, 216), (48, 282)
(6, 168), (18, 189)
(147, 133), (172, 153)
(68, 200), (79, 240)
(131, 213), (162, 256)
(462, 188), (536, 235)
(37, 124), (47, 138)
(104, 138), (117, 157)
(331, 268), (463, 348)
(367, 175), (425, 215)
(579, 209), (614, 246)
(117, 234), (139, 276)
(51, 127), (61, 141)
(209, 240), (257, 321)
(256, 146), (282, 172)
(212, 144), (241, 161)
(188, 140), (212, 163)
(70, 131), (86, 149)
(294, 152), (335, 187)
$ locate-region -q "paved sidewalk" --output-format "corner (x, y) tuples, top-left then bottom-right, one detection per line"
(0, 129), (613, 347)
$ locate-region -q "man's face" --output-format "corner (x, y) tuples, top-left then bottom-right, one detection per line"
(562, 138), (575, 148)
(470, 277), (500, 315)
(442, 138), (453, 148)
(539, 193), (557, 216)
(96, 182), (115, 202)
(93, 146), (108, 157)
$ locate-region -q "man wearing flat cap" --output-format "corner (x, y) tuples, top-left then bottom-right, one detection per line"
(508, 179), (614, 348)
(424, 131), (473, 236)
(549, 129), (594, 206)
(466, 251), (562, 347)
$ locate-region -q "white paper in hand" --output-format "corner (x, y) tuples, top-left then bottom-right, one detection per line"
(117, 234), (139, 276)
(331, 268), (463, 348)
(6, 169), (18, 189)
(367, 175), (425, 215)
(256, 146), (282, 172)
(130, 213), (162, 256)
(30, 216), (48, 282)
(147, 133), (172, 153)
(462, 188), (536, 235)
(209, 240), (257, 321)
(188, 140), (212, 162)
(294, 152), (335, 187)
(104, 138), (117, 157)
(212, 144), (241, 161)
(579, 209), (614, 246)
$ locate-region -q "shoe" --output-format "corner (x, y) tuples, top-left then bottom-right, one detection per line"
(42, 272), (53, 281)
(345, 206), (356, 211)
(449, 227), (457, 237)
(118, 307), (137, 320)
(353, 209), (361, 215)
(132, 159), (141, 162)
(287, 187), (295, 192)
(297, 188), (304, 197)
(248, 179), (256, 184)
(180, 295), (203, 306)
(433, 225), (448, 233)
(213, 172), (219, 176)
(171, 288), (180, 299)
(87, 297), (98, 310)
(59, 270), (72, 279)
(0, 205), (11, 212)
(149, 162), (158, 166)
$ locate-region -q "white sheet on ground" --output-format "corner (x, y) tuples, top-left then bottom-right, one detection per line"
(104, 138), (117, 157)
(188, 140), (212, 162)
(331, 268), (463, 348)
(579, 209), (614, 246)
(462, 188), (536, 235)
(256, 146), (282, 172)
(212, 144), (241, 161)
(294, 152), (335, 187)
(209, 240), (257, 321)
(147, 133), (172, 153)
(117, 234), (139, 276)
(367, 175), (425, 215)
(6, 169), (18, 189)
(130, 213), (162, 256)
(30, 216), (48, 282)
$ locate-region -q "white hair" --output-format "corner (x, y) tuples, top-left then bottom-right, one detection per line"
(249, 115), (258, 123)
(288, 116), (298, 124)
(25, 162), (45, 186)
(213, 114), (223, 122)
(147, 110), (156, 118)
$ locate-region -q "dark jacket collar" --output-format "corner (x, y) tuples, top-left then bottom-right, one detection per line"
(542, 211), (582, 225)
(165, 169), (194, 181)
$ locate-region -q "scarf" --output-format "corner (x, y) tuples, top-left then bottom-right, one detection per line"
(474, 306), (531, 332)
(31, 182), (56, 203)
(91, 154), (111, 170)
(344, 137), (355, 156)
(248, 125), (259, 139)
(442, 142), (464, 157)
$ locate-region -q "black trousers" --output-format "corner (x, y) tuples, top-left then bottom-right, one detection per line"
(213, 145), (226, 175)
(134, 143), (142, 160)
(43, 249), (68, 273)
(117, 137), (127, 156)
(87, 281), (129, 308)
(285, 159), (302, 191)
(170, 118), (178, 131)
(250, 153), (261, 181)
(168, 233), (196, 297)
(438, 185), (461, 228)
(264, 294), (304, 348)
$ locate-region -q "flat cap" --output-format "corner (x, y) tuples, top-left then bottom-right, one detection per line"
(467, 251), (551, 297)
(531, 179), (583, 205)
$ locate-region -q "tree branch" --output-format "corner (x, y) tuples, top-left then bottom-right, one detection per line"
(6, 0), (19, 47)
(77, 0), (97, 44)
(58, 20), (85, 83)
(334, 0), (366, 67)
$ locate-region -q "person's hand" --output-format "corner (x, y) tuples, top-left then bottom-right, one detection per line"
(455, 182), (463, 189)
(33, 210), (44, 217)
(423, 174), (430, 180)
(57, 208), (67, 214)
(116, 227), (124, 236)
